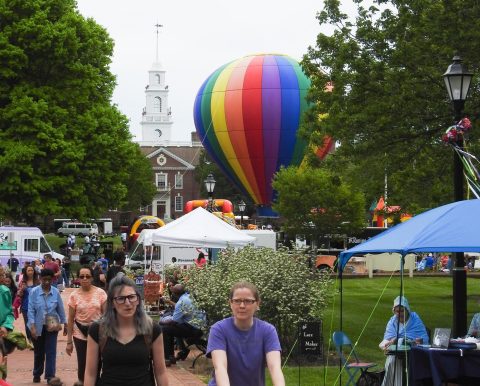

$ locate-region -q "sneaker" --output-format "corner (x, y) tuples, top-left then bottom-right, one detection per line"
(165, 356), (176, 367)
(33, 376), (41, 383)
(175, 349), (190, 361)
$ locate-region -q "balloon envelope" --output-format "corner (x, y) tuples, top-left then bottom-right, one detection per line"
(194, 54), (310, 216)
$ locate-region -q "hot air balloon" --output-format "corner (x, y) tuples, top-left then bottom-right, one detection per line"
(193, 54), (311, 216)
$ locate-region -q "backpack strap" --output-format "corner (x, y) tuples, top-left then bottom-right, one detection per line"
(144, 330), (152, 350)
(99, 322), (108, 354)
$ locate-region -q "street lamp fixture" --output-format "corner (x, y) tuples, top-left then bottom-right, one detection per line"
(204, 173), (216, 212)
(238, 200), (246, 228)
(443, 56), (473, 118)
(443, 55), (473, 338)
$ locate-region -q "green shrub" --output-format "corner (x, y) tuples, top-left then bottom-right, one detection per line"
(184, 246), (334, 352)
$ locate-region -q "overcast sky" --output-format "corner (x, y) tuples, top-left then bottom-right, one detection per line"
(75, 0), (345, 142)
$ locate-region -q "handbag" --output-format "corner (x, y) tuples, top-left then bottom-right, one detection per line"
(43, 295), (61, 332)
(45, 314), (61, 332)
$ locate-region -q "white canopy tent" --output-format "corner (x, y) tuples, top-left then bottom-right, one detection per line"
(133, 207), (255, 275)
(138, 207), (255, 248)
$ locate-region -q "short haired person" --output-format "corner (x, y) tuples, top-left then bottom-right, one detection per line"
(6, 253), (19, 279)
(206, 281), (285, 386)
(83, 275), (169, 386)
(43, 254), (60, 287)
(105, 250), (125, 289)
(27, 269), (67, 383)
(160, 284), (206, 366)
(379, 296), (429, 386)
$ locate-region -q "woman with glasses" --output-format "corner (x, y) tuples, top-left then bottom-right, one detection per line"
(66, 266), (107, 385)
(83, 274), (169, 386)
(206, 281), (285, 386)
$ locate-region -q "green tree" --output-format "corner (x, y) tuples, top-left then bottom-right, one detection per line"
(120, 144), (157, 211)
(272, 166), (366, 238)
(0, 0), (155, 221)
(183, 246), (334, 351)
(301, 0), (480, 212)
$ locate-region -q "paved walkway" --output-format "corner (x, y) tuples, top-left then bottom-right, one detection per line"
(6, 288), (206, 385)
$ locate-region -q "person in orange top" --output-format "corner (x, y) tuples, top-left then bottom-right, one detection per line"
(66, 266), (107, 385)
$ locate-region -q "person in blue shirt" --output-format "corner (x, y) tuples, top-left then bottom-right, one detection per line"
(159, 284), (206, 366)
(27, 269), (67, 383)
(425, 254), (435, 270)
(97, 254), (109, 273)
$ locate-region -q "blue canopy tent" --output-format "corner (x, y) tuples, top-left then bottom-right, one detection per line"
(340, 199), (480, 267)
(338, 199), (480, 338)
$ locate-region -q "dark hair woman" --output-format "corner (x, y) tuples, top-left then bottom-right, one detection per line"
(2, 273), (17, 303)
(84, 275), (169, 386)
(17, 265), (39, 343)
(66, 266), (107, 385)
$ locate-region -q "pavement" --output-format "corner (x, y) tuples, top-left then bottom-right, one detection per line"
(6, 288), (207, 385)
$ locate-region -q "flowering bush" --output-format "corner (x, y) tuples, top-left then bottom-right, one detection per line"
(183, 246), (334, 351)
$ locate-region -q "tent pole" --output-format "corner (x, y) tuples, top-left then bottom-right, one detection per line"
(339, 263), (343, 386)
(391, 254), (406, 385)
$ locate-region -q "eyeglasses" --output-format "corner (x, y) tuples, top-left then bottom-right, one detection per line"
(113, 294), (139, 304)
(79, 275), (92, 279)
(231, 298), (256, 305)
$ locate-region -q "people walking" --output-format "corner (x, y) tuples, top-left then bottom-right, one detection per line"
(6, 254), (19, 282)
(27, 269), (67, 383)
(83, 275), (169, 386)
(66, 266), (107, 385)
(17, 265), (39, 344)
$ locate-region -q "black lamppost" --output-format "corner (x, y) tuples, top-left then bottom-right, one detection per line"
(238, 200), (246, 228)
(443, 55), (473, 337)
(204, 173), (216, 212)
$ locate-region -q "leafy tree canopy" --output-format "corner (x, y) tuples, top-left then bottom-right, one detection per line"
(301, 0), (480, 212)
(272, 166), (366, 237)
(0, 0), (155, 222)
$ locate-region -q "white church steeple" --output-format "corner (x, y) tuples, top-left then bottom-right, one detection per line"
(140, 24), (173, 145)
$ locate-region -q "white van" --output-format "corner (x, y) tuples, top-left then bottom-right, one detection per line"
(0, 226), (64, 266)
(57, 222), (98, 237)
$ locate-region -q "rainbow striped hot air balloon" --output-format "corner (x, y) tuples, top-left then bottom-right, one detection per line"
(193, 54), (311, 217)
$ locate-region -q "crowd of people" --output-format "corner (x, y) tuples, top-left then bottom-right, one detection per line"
(0, 247), (286, 386)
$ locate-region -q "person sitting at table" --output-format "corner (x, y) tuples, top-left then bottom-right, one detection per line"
(466, 312), (480, 337)
(379, 296), (429, 386)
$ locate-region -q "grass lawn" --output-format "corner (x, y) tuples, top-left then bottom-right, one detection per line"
(265, 275), (480, 386)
